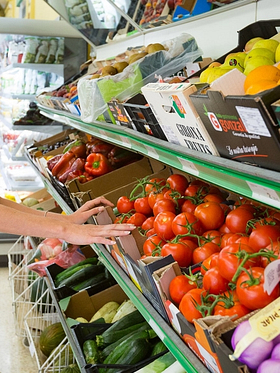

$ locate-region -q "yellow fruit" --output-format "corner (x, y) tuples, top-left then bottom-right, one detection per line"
(245, 80), (278, 95)
(224, 52), (246, 68)
(199, 64), (220, 83)
(101, 65), (117, 76)
(146, 43), (165, 54)
(252, 39), (279, 54)
(244, 37), (264, 52)
(243, 56), (275, 76)
(128, 52), (147, 64)
(113, 61), (129, 73)
(206, 66), (232, 84)
(275, 44), (280, 63)
(244, 48), (275, 67)
(244, 65), (280, 93)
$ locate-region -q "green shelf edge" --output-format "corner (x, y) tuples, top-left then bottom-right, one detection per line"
(39, 106), (280, 209)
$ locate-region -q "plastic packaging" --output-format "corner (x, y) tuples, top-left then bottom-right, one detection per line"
(35, 39), (49, 63)
(22, 37), (40, 63)
(46, 38), (58, 64)
(78, 33), (202, 122)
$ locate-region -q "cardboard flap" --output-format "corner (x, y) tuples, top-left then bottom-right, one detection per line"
(210, 69), (246, 96)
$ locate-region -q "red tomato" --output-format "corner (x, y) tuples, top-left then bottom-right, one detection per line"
(200, 252), (219, 275)
(169, 274), (197, 304)
(172, 212), (203, 238)
(184, 184), (204, 198)
(145, 177), (166, 194)
(146, 228), (156, 237)
(249, 225), (280, 252)
(202, 266), (229, 295)
(179, 288), (206, 323)
(161, 242), (193, 267)
(192, 242), (220, 264)
(218, 243), (260, 282)
(181, 199), (198, 214)
(178, 238), (198, 252)
(203, 193), (224, 204)
(219, 223), (232, 235)
(201, 230), (222, 246)
(114, 215), (129, 224)
(214, 294), (250, 320)
(167, 174), (189, 194)
(141, 216), (155, 231)
(260, 241), (280, 267)
(227, 233), (250, 245)
(134, 197), (153, 216)
(194, 202), (225, 231)
(153, 198), (176, 216)
(164, 189), (184, 209)
(143, 235), (166, 256)
(116, 196), (134, 214)
(127, 212), (147, 227)
(225, 207), (255, 234)
(154, 211), (176, 241)
(148, 191), (166, 209)
(220, 232), (235, 248)
(236, 267), (280, 310)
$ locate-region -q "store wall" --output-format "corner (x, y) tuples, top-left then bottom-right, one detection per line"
(4, 0), (58, 19)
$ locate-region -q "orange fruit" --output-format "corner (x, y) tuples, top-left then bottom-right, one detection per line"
(244, 65), (280, 93)
(245, 80), (278, 95)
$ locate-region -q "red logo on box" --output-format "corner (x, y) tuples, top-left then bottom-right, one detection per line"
(208, 112), (222, 131)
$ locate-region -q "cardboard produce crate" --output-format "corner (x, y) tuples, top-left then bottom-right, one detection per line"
(141, 82), (219, 156)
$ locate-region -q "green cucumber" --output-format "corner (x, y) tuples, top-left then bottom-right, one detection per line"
(55, 257), (98, 285)
(96, 310), (144, 348)
(151, 340), (168, 356)
(58, 264), (104, 288)
(83, 339), (100, 365)
(71, 272), (107, 291)
(101, 321), (150, 358)
(101, 338), (151, 373)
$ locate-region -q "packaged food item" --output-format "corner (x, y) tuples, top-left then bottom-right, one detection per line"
(35, 39), (49, 63)
(46, 38), (58, 64)
(23, 37), (40, 63)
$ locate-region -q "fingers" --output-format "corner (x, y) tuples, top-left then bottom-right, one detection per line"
(83, 197), (114, 210)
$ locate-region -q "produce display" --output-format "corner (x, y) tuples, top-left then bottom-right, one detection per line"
(199, 35), (280, 95)
(46, 136), (142, 185)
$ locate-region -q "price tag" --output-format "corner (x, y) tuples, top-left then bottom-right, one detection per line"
(143, 145), (159, 159)
(264, 259), (280, 295)
(246, 181), (280, 207)
(195, 340), (220, 373)
(178, 157), (199, 176)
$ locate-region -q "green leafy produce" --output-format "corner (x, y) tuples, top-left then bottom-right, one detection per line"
(136, 352), (177, 373)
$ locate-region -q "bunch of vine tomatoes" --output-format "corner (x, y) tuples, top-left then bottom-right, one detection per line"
(115, 173), (280, 323)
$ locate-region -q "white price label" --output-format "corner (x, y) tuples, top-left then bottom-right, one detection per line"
(264, 259), (280, 295)
(178, 157), (199, 176)
(246, 181), (280, 207)
(144, 145), (159, 159)
(196, 340), (220, 373)
(236, 106), (271, 137)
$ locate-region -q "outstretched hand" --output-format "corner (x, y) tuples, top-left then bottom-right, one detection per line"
(68, 197), (115, 224)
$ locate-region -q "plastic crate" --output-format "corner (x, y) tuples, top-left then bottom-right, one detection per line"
(123, 94), (168, 141)
(24, 289), (60, 372)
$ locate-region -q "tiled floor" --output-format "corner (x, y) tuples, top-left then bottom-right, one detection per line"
(0, 267), (37, 373)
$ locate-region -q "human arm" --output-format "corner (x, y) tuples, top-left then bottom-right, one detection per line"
(0, 197), (135, 245)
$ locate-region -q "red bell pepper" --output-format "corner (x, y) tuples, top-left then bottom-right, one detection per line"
(85, 153), (111, 176)
(51, 151), (76, 177)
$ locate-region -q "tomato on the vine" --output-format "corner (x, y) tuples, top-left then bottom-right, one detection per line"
(203, 193), (224, 204)
(201, 230), (222, 246)
(166, 174), (189, 195)
(226, 233), (250, 246)
(126, 212), (147, 227)
(153, 198), (176, 216)
(172, 212), (203, 239)
(260, 241), (280, 267)
(179, 288), (207, 323)
(148, 191), (166, 209)
(192, 242), (220, 264)
(217, 243), (260, 282)
(145, 177), (166, 194)
(169, 274), (197, 304)
(249, 224), (280, 252)
(225, 207), (255, 234)
(141, 216), (155, 232)
(116, 196), (134, 214)
(236, 267), (280, 310)
(194, 201), (225, 231)
(154, 211), (176, 241)
(143, 235), (166, 256)
(161, 241), (193, 267)
(181, 199), (198, 214)
(202, 266), (229, 295)
(200, 252), (219, 275)
(213, 290), (250, 320)
(134, 196), (153, 216)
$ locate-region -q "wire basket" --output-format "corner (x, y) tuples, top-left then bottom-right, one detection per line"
(24, 289), (62, 372)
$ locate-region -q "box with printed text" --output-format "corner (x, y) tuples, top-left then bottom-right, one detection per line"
(141, 82), (219, 156)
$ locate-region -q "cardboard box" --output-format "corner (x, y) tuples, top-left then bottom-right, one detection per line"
(68, 157), (165, 209)
(21, 188), (56, 211)
(172, 0), (212, 22)
(60, 284), (128, 324)
(141, 82), (219, 156)
(190, 72), (280, 172)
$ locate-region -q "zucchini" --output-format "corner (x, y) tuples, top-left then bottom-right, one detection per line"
(96, 310), (144, 347)
(151, 340), (168, 356)
(96, 321), (146, 348)
(58, 264), (105, 288)
(83, 339), (100, 365)
(55, 257), (98, 285)
(101, 321), (150, 359)
(71, 272), (106, 291)
(101, 338), (151, 373)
